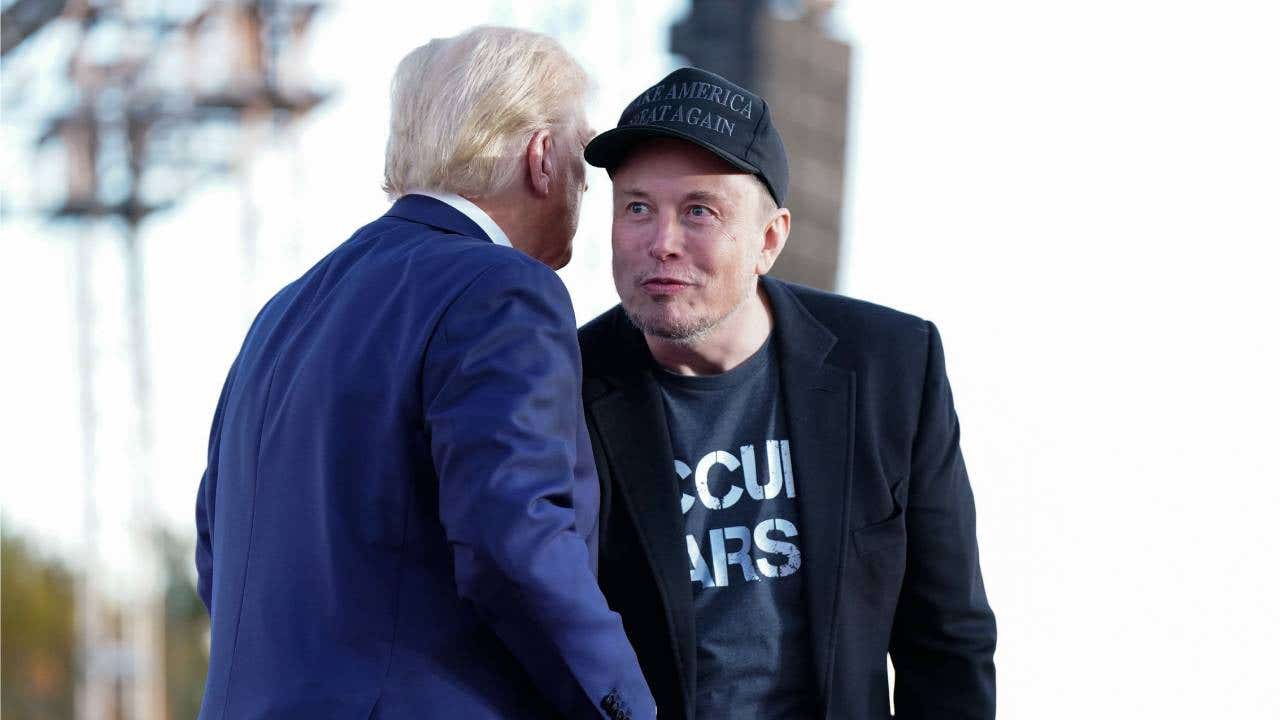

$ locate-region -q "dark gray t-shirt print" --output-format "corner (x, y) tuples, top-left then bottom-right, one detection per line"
(655, 336), (817, 719)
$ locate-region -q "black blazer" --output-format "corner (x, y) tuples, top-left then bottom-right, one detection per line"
(579, 277), (996, 720)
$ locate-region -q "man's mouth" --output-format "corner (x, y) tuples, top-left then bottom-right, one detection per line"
(640, 276), (694, 295)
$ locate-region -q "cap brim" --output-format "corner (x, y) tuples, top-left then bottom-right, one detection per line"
(585, 125), (760, 176)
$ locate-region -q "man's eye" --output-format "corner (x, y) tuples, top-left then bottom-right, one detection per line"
(688, 205), (711, 218)
(627, 202), (649, 214)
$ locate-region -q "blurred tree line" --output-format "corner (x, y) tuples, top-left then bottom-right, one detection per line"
(2, 527), (210, 718)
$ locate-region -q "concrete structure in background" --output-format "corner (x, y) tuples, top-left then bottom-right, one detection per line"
(671, 0), (850, 291)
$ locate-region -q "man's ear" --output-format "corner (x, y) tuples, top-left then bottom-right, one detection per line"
(756, 207), (790, 275)
(525, 129), (555, 197)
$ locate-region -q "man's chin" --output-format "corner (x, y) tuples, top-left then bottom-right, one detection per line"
(537, 243), (572, 270)
(552, 246), (572, 270)
(622, 306), (712, 343)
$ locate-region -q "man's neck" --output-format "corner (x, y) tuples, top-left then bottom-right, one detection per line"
(646, 285), (773, 376)
(407, 189), (515, 248)
(469, 193), (523, 249)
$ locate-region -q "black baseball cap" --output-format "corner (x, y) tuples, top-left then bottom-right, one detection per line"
(585, 67), (790, 206)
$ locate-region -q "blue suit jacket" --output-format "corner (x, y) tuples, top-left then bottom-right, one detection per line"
(195, 195), (655, 719)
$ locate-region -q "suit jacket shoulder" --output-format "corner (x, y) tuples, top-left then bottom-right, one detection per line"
(776, 281), (931, 365)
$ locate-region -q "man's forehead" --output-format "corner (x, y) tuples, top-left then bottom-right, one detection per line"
(615, 186), (738, 210)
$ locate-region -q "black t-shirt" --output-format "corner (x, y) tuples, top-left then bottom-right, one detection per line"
(654, 336), (817, 719)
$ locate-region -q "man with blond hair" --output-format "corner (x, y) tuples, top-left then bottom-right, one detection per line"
(194, 27), (655, 720)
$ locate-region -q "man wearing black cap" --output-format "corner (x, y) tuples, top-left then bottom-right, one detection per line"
(578, 67), (996, 719)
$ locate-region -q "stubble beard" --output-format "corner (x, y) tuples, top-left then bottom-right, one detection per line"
(623, 265), (757, 346)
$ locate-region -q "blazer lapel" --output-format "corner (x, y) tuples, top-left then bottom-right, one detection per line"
(585, 318), (698, 709)
(764, 278), (857, 715)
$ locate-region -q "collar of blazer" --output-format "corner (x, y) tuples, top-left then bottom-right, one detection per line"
(383, 193), (494, 243)
(582, 276), (860, 717)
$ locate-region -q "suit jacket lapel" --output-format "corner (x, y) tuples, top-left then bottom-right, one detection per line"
(585, 316), (698, 709)
(763, 277), (857, 715)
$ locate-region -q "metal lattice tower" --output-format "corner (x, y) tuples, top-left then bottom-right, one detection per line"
(4, 2), (328, 717)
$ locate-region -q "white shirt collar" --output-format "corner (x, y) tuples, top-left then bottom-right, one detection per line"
(405, 189), (512, 248)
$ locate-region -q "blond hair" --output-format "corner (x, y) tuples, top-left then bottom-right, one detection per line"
(382, 26), (588, 200)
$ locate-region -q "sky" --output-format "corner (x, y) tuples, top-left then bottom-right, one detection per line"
(838, 2), (1280, 716)
(3, 0), (1279, 716)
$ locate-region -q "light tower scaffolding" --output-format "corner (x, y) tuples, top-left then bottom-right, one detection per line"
(6, 1), (328, 717)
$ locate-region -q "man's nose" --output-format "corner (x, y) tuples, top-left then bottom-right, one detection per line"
(648, 213), (681, 261)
